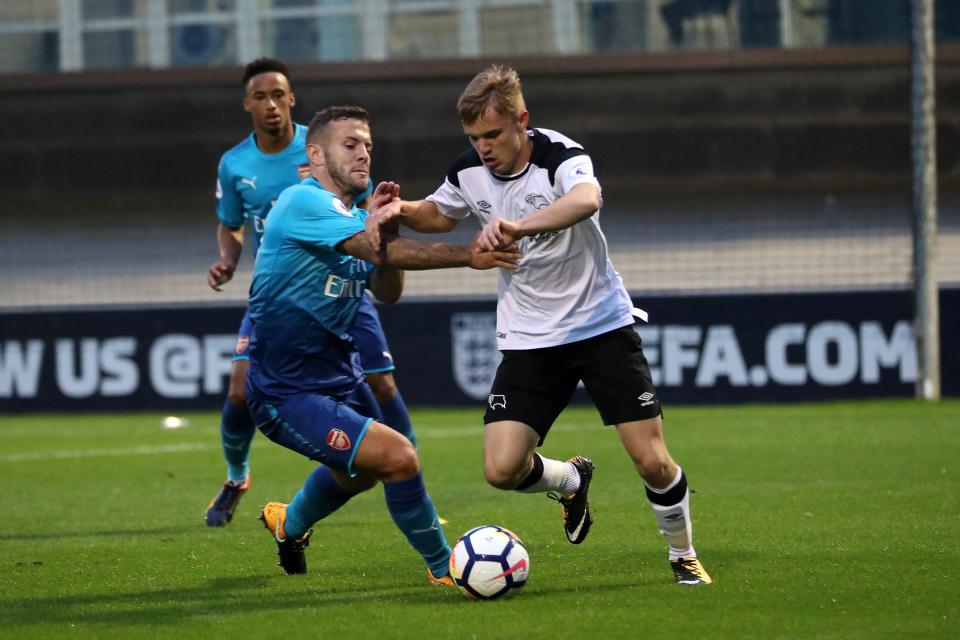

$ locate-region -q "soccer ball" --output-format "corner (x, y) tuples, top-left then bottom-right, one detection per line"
(449, 525), (529, 600)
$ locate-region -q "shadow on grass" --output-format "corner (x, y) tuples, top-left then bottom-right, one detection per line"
(0, 517), (374, 542)
(0, 571), (644, 627)
(0, 524), (198, 542)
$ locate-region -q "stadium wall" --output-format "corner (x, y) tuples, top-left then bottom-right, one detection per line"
(4, 46), (959, 410)
(1, 44), (959, 214)
(1, 289), (957, 412)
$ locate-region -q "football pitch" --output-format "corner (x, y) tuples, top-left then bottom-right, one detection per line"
(1, 400), (957, 639)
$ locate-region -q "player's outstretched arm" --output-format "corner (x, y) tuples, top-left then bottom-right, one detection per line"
(365, 199), (459, 251)
(207, 223), (244, 291)
(476, 183), (601, 251)
(340, 232), (520, 272)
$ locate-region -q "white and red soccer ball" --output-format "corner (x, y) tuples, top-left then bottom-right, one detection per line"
(449, 525), (529, 600)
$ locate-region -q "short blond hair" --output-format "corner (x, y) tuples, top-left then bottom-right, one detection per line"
(456, 65), (527, 125)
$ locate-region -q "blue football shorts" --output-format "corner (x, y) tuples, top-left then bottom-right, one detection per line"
(352, 295), (395, 374)
(231, 310), (254, 363)
(249, 383), (384, 477)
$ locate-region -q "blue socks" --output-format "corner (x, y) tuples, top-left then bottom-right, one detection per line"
(378, 393), (447, 573)
(283, 468), (450, 577)
(384, 473), (451, 577)
(378, 392), (417, 448)
(220, 399), (256, 483)
(284, 465), (354, 539)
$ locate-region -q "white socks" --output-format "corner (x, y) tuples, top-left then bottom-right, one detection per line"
(645, 466), (695, 560)
(515, 453), (581, 495)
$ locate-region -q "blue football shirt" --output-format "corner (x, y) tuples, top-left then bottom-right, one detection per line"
(215, 123), (373, 256)
(247, 178), (376, 399)
(215, 124), (307, 255)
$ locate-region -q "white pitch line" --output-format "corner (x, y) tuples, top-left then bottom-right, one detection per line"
(0, 422), (593, 462)
(0, 442), (214, 462)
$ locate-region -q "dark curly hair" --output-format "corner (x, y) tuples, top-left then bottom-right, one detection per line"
(241, 57), (291, 88)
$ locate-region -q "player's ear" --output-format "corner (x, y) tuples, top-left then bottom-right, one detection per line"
(307, 142), (324, 165)
(243, 96), (251, 113)
(517, 111), (529, 129)
(289, 92), (296, 108)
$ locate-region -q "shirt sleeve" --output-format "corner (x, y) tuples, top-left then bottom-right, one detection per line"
(284, 188), (366, 248)
(425, 178), (473, 220)
(215, 157), (246, 228)
(553, 154), (601, 197)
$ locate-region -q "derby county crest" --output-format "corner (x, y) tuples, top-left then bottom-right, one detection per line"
(451, 312), (501, 401)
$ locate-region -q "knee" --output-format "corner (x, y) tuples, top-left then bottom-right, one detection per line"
(632, 451), (674, 483)
(483, 458), (523, 490)
(227, 388), (246, 407)
(380, 441), (420, 482)
(366, 372), (398, 404)
(227, 364), (248, 406)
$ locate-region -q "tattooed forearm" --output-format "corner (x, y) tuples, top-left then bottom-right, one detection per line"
(382, 237), (470, 270)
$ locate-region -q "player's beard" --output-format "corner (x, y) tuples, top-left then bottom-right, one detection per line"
(262, 123), (283, 137)
(328, 162), (367, 199)
(259, 115), (287, 139)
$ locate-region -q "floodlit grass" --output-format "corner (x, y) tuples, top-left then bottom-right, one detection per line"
(1, 400), (958, 639)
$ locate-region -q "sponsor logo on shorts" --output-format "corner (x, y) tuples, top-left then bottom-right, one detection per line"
(235, 335), (250, 354)
(488, 394), (507, 410)
(325, 428), (352, 451)
(638, 391), (655, 407)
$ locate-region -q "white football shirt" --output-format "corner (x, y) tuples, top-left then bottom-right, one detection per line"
(426, 128), (636, 350)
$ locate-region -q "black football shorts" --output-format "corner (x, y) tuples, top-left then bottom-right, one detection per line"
(483, 324), (662, 444)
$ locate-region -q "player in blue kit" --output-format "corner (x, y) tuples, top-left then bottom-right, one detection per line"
(205, 58), (424, 526)
(248, 106), (520, 584)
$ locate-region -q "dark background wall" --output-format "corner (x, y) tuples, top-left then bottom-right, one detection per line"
(2, 44), (958, 216)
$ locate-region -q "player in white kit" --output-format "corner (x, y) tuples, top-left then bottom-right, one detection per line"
(366, 65), (711, 585)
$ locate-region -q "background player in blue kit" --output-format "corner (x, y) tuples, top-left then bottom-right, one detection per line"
(248, 106), (519, 584)
(205, 58), (423, 526)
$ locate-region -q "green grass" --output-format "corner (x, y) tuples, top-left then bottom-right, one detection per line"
(1, 400), (958, 639)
